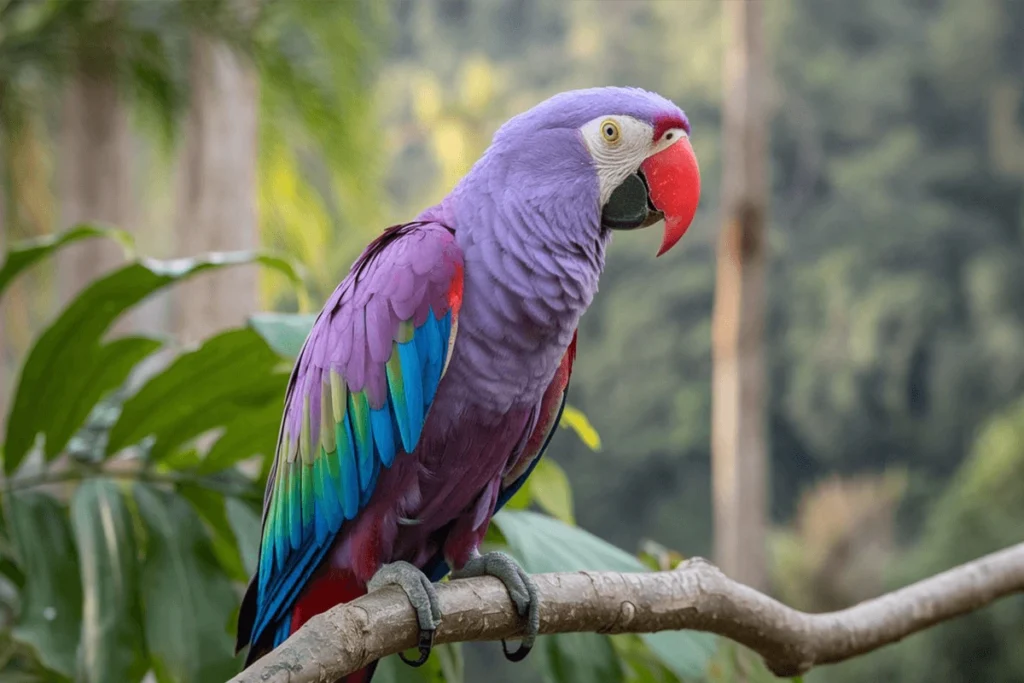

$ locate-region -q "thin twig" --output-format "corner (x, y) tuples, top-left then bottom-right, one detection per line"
(228, 542), (1024, 682)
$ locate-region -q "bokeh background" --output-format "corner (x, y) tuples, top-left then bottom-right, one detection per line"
(1, 1), (1024, 682)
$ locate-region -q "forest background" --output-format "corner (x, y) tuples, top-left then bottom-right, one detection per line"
(1, 1), (1023, 682)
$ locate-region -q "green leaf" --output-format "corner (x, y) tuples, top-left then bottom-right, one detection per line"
(492, 510), (645, 574)
(106, 328), (289, 463)
(642, 632), (716, 683)
(559, 405), (602, 451)
(4, 251), (300, 474)
(529, 459), (575, 525)
(225, 498), (262, 577)
(373, 643), (462, 683)
(612, 634), (682, 683)
(534, 631), (623, 683)
(198, 399), (283, 474)
(178, 485), (246, 583)
(0, 224), (133, 299)
(70, 480), (146, 683)
(53, 337), (163, 460)
(503, 484), (533, 510)
(134, 484), (240, 683)
(248, 312), (316, 359)
(492, 511), (718, 681)
(8, 492), (82, 677)
(433, 642), (464, 683)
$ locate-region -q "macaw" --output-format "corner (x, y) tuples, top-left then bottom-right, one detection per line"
(235, 86), (701, 681)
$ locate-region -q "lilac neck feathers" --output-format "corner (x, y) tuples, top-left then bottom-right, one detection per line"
(419, 130), (609, 411)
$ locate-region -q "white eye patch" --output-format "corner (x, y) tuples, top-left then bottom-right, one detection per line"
(579, 115), (656, 206)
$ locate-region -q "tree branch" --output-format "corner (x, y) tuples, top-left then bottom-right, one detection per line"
(227, 542), (1024, 683)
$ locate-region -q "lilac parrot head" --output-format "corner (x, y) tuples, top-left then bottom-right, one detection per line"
(457, 86), (701, 257)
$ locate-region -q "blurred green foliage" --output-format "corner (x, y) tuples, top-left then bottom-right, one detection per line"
(809, 398), (1024, 683)
(1, 0), (1023, 682)
(0, 0), (382, 320)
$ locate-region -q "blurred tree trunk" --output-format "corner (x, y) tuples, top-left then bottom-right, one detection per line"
(57, 57), (135, 309)
(0, 155), (6, 437)
(711, 0), (769, 592)
(172, 31), (259, 345)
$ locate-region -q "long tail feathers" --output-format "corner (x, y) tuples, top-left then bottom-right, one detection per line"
(294, 570), (374, 683)
(245, 569), (375, 683)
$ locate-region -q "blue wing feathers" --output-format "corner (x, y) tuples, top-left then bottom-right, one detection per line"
(416, 316), (436, 401)
(397, 341), (425, 445)
(320, 450), (342, 527)
(347, 392), (374, 493)
(273, 489), (287, 571)
(370, 400), (397, 468)
(315, 453), (342, 536)
(361, 459), (381, 507)
(273, 617), (291, 649)
(288, 464), (302, 550)
(248, 224), (462, 654)
(421, 310), (448, 408)
(253, 316), (454, 640)
(301, 465), (314, 528)
(335, 421), (360, 520)
(257, 540), (333, 647)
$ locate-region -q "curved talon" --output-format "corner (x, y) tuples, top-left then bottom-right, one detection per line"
(451, 550), (540, 663)
(399, 629), (435, 667)
(368, 561), (442, 668)
(502, 638), (533, 662)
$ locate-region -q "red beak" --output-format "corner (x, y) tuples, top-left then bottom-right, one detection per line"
(640, 136), (701, 256)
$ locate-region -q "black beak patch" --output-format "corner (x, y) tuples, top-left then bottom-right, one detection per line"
(600, 172), (664, 231)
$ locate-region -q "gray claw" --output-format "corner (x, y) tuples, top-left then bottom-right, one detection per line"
(451, 550), (539, 661)
(368, 561), (442, 667)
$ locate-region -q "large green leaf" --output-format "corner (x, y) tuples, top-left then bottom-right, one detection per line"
(248, 312), (317, 359)
(198, 399), (283, 475)
(53, 337), (163, 460)
(178, 485), (247, 583)
(0, 224), (133, 299)
(529, 459), (575, 525)
(8, 492), (82, 678)
(373, 643), (463, 683)
(134, 484), (239, 683)
(3, 250), (301, 474)
(492, 511), (718, 681)
(70, 480), (146, 683)
(611, 634), (681, 683)
(534, 631), (623, 683)
(225, 497), (262, 577)
(106, 328), (289, 463)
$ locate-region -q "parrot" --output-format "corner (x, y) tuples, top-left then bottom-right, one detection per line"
(235, 86), (701, 682)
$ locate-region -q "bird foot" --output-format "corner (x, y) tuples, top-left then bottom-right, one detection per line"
(450, 550), (539, 662)
(367, 561), (442, 667)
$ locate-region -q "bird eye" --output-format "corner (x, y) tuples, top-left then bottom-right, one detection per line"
(601, 120), (621, 144)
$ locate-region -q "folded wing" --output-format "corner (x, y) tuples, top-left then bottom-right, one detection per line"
(238, 221), (464, 651)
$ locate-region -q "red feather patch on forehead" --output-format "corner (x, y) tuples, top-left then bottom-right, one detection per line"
(652, 114), (691, 141)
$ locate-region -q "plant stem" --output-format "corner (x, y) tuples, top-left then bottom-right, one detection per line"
(0, 465), (261, 501)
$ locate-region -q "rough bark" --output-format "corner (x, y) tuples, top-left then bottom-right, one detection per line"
(227, 542), (1024, 683)
(172, 31), (259, 345)
(711, 0), (769, 591)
